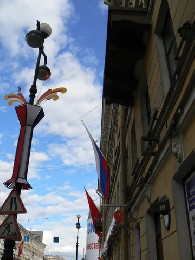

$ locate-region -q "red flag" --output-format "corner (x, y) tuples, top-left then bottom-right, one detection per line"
(85, 189), (102, 238)
(18, 241), (24, 256)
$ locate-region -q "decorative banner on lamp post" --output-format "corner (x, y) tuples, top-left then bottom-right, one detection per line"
(3, 87), (67, 190)
(4, 104), (44, 190)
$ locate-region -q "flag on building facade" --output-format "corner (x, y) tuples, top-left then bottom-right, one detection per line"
(18, 241), (24, 256)
(82, 122), (109, 203)
(85, 189), (102, 238)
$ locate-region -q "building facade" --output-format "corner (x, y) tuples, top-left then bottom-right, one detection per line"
(101, 0), (195, 259)
(44, 256), (66, 260)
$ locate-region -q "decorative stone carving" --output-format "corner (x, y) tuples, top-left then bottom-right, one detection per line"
(145, 184), (152, 203)
(172, 135), (184, 164)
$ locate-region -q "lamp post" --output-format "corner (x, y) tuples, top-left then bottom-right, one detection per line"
(75, 214), (81, 260)
(1, 20), (52, 260)
(26, 20), (52, 105)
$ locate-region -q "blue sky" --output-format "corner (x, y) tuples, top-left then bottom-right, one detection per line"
(0, 0), (108, 258)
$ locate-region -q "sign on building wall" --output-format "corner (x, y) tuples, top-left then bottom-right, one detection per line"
(86, 214), (100, 260)
(185, 172), (195, 258)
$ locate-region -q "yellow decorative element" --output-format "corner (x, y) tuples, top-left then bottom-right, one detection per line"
(4, 88), (67, 106)
(8, 99), (24, 106)
(4, 93), (27, 106)
(45, 94), (59, 101)
(36, 87), (67, 105)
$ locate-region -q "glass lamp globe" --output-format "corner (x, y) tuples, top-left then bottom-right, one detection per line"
(26, 30), (44, 48)
(40, 23), (52, 38)
(37, 65), (51, 81)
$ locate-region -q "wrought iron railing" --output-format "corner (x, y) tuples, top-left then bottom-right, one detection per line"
(120, 0), (149, 8)
(105, 0), (153, 11)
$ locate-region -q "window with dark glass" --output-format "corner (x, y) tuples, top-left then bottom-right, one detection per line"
(140, 76), (151, 136)
(155, 0), (178, 84)
(162, 9), (177, 78)
(154, 212), (164, 260)
(131, 121), (137, 170)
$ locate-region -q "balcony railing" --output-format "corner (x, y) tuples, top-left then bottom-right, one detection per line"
(106, 0), (151, 10)
(120, 0), (149, 8)
(103, 0), (152, 107)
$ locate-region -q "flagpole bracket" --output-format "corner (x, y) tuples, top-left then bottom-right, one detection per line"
(102, 204), (127, 207)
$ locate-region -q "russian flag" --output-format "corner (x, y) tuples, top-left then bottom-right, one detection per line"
(83, 123), (109, 203)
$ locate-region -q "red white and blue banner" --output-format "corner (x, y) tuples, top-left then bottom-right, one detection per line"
(4, 104), (44, 190)
(83, 122), (109, 202)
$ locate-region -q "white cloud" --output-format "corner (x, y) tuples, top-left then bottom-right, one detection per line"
(0, 106), (7, 112)
(0, 0), (74, 57)
(17, 188), (98, 256)
(0, 160), (14, 184)
(98, 0), (108, 14)
(0, 133), (3, 144)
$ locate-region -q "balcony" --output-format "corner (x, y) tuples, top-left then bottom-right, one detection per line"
(103, 2), (151, 106)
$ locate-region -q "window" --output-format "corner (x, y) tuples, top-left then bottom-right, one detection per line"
(140, 76), (151, 136)
(135, 224), (141, 260)
(155, 0), (178, 94)
(131, 121), (137, 170)
(154, 212), (164, 260)
(146, 199), (164, 260)
(162, 9), (177, 78)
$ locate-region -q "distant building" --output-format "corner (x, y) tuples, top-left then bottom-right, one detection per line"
(44, 256), (66, 260)
(101, 0), (195, 259)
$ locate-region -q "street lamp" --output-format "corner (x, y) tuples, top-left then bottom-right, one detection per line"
(75, 214), (81, 260)
(1, 20), (52, 260)
(26, 20), (52, 105)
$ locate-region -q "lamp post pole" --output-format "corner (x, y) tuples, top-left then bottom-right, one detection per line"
(75, 215), (81, 260)
(28, 20), (52, 105)
(1, 20), (52, 260)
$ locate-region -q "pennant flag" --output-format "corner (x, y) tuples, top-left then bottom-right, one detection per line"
(18, 240), (24, 256)
(83, 122), (109, 203)
(85, 189), (102, 238)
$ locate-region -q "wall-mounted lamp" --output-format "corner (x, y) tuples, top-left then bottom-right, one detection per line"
(158, 196), (170, 215)
(158, 196), (171, 230)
